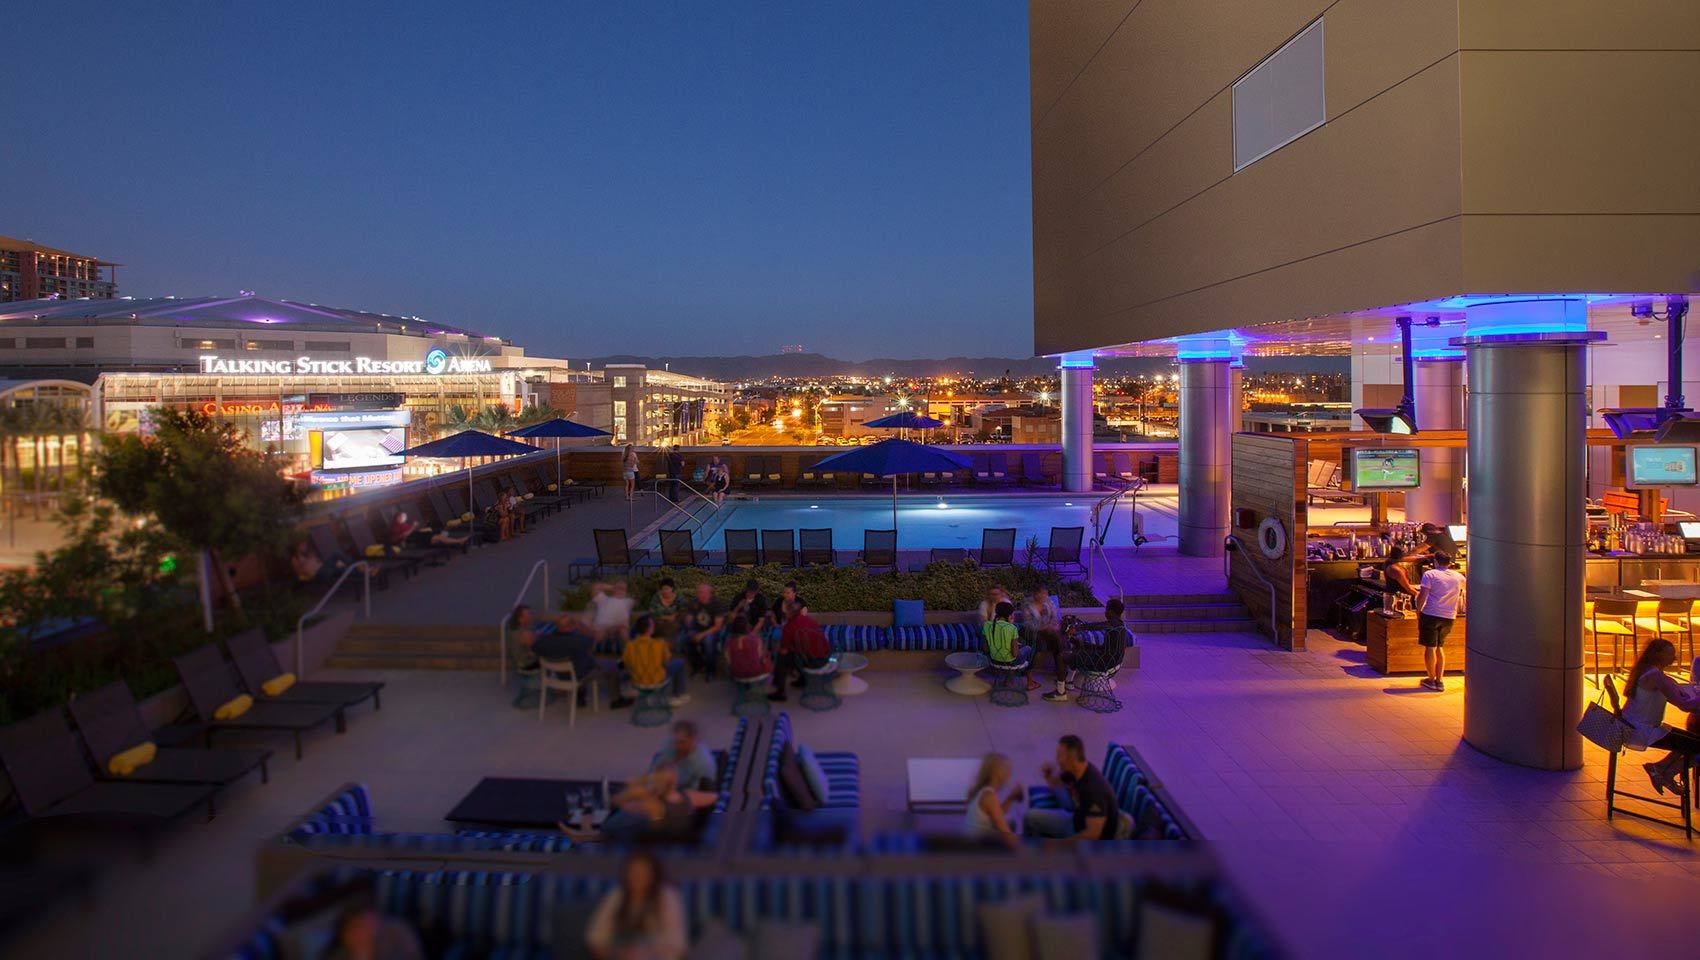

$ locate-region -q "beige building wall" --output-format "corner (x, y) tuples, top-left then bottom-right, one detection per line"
(1030, 0), (1700, 356)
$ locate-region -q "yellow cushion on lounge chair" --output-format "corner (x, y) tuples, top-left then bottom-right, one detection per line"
(261, 672), (297, 696)
(106, 741), (157, 776)
(461, 512), (475, 522)
(445, 518), (462, 529)
(547, 484), (559, 492)
(563, 479), (575, 486)
(363, 544), (388, 558)
(417, 525), (434, 534)
(213, 693), (253, 720)
(523, 492), (534, 500)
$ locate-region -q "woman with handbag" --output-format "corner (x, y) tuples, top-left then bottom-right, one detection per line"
(1623, 638), (1700, 795)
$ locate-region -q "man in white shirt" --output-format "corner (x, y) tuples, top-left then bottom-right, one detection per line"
(1414, 553), (1465, 691)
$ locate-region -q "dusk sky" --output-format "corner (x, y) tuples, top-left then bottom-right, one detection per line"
(6, 2), (1034, 361)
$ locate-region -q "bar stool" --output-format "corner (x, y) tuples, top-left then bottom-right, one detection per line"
(1601, 677), (1695, 840)
(799, 661), (840, 712)
(988, 657), (1031, 707)
(1586, 598), (1637, 680)
(1075, 664), (1123, 713)
(630, 681), (672, 727)
(732, 673), (773, 717)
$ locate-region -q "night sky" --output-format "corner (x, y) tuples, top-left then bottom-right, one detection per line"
(5, 2), (1034, 361)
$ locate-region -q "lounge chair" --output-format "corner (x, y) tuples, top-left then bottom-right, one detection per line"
(225, 629), (383, 714)
(796, 463), (828, 487)
(522, 467), (575, 510)
(427, 488), (478, 540)
(919, 469), (947, 487)
(342, 513), (433, 573)
(173, 645), (345, 760)
(724, 528), (761, 570)
(0, 709), (217, 823)
(659, 528), (709, 568)
(799, 528), (835, 566)
(972, 454), (994, 485)
(859, 472), (885, 488)
(761, 529), (796, 567)
(592, 529), (652, 576)
(1044, 526), (1087, 577)
(495, 474), (556, 518)
(742, 459), (767, 487)
(861, 529), (898, 571)
(1021, 452), (1048, 486)
(387, 500), (470, 554)
(1112, 452), (1135, 482)
(976, 527), (1017, 567)
(986, 452), (1015, 486)
(68, 680), (271, 792)
(1093, 453), (1112, 485)
(307, 524), (396, 589)
(764, 457), (784, 486)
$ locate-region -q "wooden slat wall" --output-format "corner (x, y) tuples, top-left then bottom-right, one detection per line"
(1229, 433), (1308, 651)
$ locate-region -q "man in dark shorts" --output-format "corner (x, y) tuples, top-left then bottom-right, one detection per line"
(1021, 734), (1117, 841)
(1414, 553), (1465, 691)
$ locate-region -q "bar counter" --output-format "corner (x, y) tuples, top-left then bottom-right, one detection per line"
(1365, 610), (1466, 675)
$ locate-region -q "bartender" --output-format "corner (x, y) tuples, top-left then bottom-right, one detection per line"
(1382, 546), (1420, 602)
(1412, 522), (1460, 562)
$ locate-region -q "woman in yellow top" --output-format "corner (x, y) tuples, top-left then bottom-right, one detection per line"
(622, 615), (690, 707)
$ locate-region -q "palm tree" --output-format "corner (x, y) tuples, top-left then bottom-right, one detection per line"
(515, 402), (559, 427)
(441, 403), (478, 437)
(474, 405), (517, 434)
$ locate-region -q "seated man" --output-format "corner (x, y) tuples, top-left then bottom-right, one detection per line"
(508, 606), (609, 706)
(769, 599), (828, 703)
(724, 616), (773, 684)
(646, 577), (683, 641)
(1068, 598), (1131, 676)
(681, 581), (726, 679)
(982, 601), (1035, 689)
(559, 762), (716, 844)
(651, 720), (717, 792)
(623, 614), (690, 707)
(1021, 734), (1118, 843)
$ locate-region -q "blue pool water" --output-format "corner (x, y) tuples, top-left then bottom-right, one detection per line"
(664, 493), (1175, 553)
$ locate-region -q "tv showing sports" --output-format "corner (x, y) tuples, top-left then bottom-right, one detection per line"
(1628, 445), (1698, 487)
(1350, 447), (1420, 490)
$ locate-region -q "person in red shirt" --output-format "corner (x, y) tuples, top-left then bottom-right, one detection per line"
(723, 616), (772, 682)
(769, 599), (829, 702)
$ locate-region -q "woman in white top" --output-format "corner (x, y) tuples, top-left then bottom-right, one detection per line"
(622, 445), (639, 500)
(1622, 638), (1700, 795)
(586, 850), (687, 960)
(964, 752), (1024, 848)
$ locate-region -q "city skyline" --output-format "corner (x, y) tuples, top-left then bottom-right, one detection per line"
(4, 1), (1034, 362)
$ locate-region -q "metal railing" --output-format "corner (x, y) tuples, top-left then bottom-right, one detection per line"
(1225, 534), (1279, 641)
(646, 477), (719, 527)
(295, 561), (372, 675)
(498, 559), (549, 685)
(1086, 478), (1143, 598)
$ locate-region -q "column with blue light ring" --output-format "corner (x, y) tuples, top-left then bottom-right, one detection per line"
(1455, 297), (1599, 770)
(1176, 334), (1241, 557)
(1058, 351), (1095, 493)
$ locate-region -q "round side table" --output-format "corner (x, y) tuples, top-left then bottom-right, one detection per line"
(833, 653), (870, 695)
(944, 652), (990, 695)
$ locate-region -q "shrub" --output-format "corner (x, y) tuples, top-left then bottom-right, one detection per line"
(560, 561), (1095, 614)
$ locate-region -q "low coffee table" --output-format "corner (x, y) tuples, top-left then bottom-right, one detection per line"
(906, 757), (983, 813)
(943, 652), (990, 695)
(833, 653), (870, 695)
(445, 777), (609, 829)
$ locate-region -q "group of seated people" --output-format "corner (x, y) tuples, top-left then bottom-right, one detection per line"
(965, 734), (1132, 847)
(559, 720), (722, 845)
(509, 577), (833, 710)
(979, 586), (1132, 704)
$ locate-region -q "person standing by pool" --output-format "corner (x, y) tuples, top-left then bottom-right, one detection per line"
(622, 444), (639, 500)
(664, 447), (685, 503)
(623, 614), (690, 707)
(682, 582), (726, 678)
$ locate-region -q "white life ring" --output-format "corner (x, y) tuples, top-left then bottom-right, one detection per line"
(1256, 517), (1288, 560)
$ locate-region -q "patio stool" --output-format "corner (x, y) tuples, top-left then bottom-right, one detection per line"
(733, 673), (773, 717)
(1075, 666), (1122, 713)
(988, 658), (1031, 708)
(631, 682), (672, 727)
(799, 662), (841, 712)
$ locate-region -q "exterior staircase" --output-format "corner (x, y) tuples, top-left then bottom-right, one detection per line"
(1121, 591), (1258, 633)
(326, 623), (501, 671)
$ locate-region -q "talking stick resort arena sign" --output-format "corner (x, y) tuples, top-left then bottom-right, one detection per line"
(197, 347), (493, 376)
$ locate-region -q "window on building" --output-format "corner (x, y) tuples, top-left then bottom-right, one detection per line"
(613, 400), (627, 417)
(191, 338), (236, 350)
(0, 339), (15, 349)
(303, 340), (351, 351)
(246, 339), (293, 351)
(75, 337), (94, 348)
(613, 416), (627, 438)
(612, 376), (627, 388)
(24, 337), (66, 349)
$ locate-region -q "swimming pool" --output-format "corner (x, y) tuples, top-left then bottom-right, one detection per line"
(658, 492), (1178, 553)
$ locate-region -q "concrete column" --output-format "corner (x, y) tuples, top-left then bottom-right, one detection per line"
(1461, 322), (1597, 770)
(1179, 358), (1233, 557)
(1060, 362), (1094, 493)
(1405, 357), (1464, 525)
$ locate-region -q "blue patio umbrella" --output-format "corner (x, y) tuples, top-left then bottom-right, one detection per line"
(399, 430), (540, 513)
(863, 410), (946, 430)
(812, 438), (972, 529)
(506, 418), (613, 488)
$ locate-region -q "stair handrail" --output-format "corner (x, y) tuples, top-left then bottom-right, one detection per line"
(648, 476), (718, 524)
(498, 559), (549, 685)
(295, 561), (372, 675)
(1086, 478), (1140, 598)
(1224, 534), (1279, 641)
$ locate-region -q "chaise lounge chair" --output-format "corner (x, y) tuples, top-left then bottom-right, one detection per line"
(0, 709), (218, 823)
(975, 527), (1016, 567)
(723, 528), (761, 570)
(68, 681), (271, 795)
(173, 645), (345, 761)
(659, 528), (710, 568)
(799, 528), (835, 566)
(225, 629), (384, 714)
(1043, 526), (1087, 577)
(761, 528), (796, 567)
(861, 529), (898, 571)
(591, 529), (652, 576)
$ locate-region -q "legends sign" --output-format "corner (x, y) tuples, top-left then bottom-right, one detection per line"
(197, 347), (492, 376)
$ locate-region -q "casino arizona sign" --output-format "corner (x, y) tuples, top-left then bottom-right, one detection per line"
(197, 349), (492, 376)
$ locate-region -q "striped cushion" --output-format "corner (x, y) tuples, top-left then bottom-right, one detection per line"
(814, 752), (860, 809)
(290, 783), (374, 837)
(1025, 744), (1188, 841)
(889, 622), (979, 652)
(712, 717), (750, 813)
(823, 624), (888, 652)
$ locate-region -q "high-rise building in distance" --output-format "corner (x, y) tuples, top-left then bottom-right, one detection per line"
(0, 235), (118, 302)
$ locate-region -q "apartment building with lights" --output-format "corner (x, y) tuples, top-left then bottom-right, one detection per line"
(0, 235), (118, 302)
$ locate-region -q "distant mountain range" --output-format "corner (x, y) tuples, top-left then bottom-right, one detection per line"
(584, 352), (1347, 381)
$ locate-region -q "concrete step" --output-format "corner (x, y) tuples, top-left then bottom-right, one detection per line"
(1132, 617), (1258, 634)
(1126, 602), (1248, 621)
(325, 652), (499, 671)
(342, 624), (496, 640)
(332, 623), (501, 670)
(1123, 592), (1239, 606)
(335, 635), (496, 656)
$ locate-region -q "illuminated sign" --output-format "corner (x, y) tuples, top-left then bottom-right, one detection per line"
(199, 398), (335, 417)
(197, 352), (493, 375)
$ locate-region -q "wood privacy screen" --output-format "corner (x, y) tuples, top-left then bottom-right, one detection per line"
(1229, 433), (1308, 651)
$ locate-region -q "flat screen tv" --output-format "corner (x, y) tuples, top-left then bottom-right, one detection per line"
(1350, 447), (1420, 490)
(1628, 445), (1698, 487)
(1679, 522), (1700, 539)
